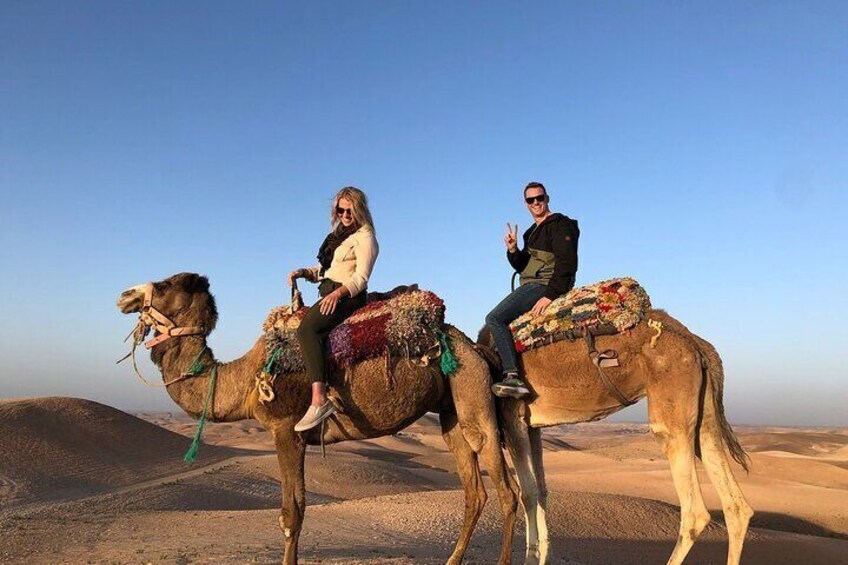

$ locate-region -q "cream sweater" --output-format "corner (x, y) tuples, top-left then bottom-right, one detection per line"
(306, 226), (378, 297)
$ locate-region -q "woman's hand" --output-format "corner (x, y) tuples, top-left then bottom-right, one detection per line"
(319, 289), (342, 316)
(530, 296), (552, 317)
(287, 269), (302, 287)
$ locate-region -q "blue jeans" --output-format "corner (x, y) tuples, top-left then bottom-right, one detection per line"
(485, 283), (548, 375)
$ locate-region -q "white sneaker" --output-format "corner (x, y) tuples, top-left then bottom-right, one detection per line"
(293, 401), (337, 432)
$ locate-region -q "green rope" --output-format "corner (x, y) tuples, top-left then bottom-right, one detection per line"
(183, 364), (218, 463)
(438, 331), (458, 376)
(263, 346), (281, 374)
(185, 346), (208, 375)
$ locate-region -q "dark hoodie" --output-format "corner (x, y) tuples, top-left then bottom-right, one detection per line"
(507, 213), (579, 300)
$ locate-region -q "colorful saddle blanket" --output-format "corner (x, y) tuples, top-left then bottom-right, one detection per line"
(510, 277), (651, 352)
(262, 290), (446, 374)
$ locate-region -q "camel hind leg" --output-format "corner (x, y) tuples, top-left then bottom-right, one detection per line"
(698, 377), (753, 565)
(528, 426), (550, 564)
(501, 400), (545, 565)
(646, 350), (711, 565)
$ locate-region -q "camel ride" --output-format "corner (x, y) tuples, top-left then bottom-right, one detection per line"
(116, 272), (517, 565)
(478, 278), (753, 565)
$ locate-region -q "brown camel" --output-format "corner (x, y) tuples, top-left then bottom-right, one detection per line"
(116, 272), (517, 565)
(479, 310), (753, 565)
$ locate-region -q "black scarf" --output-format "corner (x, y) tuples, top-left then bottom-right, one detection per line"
(317, 224), (358, 274)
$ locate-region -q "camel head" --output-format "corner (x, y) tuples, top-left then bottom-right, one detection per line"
(117, 272), (218, 338)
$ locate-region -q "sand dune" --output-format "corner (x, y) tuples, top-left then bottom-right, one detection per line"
(1, 397), (846, 564)
(0, 398), (239, 510)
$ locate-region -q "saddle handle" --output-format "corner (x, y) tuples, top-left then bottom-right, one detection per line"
(291, 279), (304, 312)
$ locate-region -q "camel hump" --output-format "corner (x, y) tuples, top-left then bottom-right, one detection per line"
(510, 277), (652, 353)
(262, 287), (446, 375)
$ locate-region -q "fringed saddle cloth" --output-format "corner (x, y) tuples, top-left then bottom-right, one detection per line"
(262, 289), (446, 375)
(510, 277), (652, 353)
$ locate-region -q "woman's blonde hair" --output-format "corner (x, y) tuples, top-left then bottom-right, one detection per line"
(330, 186), (375, 233)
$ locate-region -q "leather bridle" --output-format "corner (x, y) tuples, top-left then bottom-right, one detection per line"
(137, 282), (206, 349)
(117, 282), (208, 388)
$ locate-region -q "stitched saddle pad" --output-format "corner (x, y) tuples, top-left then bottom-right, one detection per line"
(262, 289), (446, 374)
(510, 277), (651, 353)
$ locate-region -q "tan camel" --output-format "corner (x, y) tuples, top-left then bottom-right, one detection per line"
(479, 310), (753, 565)
(116, 272), (517, 565)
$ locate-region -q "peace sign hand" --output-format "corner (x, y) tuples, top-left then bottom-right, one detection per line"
(504, 223), (519, 252)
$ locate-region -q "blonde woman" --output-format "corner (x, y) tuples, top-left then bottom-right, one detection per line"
(287, 186), (379, 431)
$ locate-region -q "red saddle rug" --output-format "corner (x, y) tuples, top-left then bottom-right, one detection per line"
(262, 289), (446, 374)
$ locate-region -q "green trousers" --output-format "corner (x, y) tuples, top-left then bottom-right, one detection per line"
(296, 279), (366, 384)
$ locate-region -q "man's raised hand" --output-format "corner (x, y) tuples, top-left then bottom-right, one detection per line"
(504, 223), (519, 252)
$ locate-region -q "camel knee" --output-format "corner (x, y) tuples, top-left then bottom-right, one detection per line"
(650, 422), (670, 453)
(461, 425), (486, 453)
(279, 512), (302, 537)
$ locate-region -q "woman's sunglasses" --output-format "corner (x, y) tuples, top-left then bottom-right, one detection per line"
(525, 195), (546, 204)
(336, 206), (354, 216)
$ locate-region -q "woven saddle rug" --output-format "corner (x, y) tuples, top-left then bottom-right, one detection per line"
(510, 277), (652, 353)
(262, 290), (446, 374)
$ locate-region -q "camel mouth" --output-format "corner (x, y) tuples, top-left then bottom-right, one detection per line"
(117, 286), (144, 314)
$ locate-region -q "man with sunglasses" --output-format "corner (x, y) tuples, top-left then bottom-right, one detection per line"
(488, 181), (579, 398)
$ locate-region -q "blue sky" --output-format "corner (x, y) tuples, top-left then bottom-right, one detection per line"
(2, 2), (846, 425)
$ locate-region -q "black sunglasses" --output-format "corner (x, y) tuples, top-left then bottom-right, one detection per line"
(525, 195), (546, 204)
(336, 206), (353, 216)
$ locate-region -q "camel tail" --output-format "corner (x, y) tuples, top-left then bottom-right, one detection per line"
(693, 335), (751, 472)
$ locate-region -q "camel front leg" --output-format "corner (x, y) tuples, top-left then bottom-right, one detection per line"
(440, 409), (487, 565)
(273, 425), (307, 565)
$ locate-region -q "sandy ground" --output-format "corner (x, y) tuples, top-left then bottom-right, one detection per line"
(1, 397), (846, 564)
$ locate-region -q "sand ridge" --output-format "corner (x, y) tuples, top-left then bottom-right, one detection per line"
(1, 398), (846, 563)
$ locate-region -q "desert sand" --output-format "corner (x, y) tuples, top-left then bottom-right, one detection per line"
(1, 397), (846, 564)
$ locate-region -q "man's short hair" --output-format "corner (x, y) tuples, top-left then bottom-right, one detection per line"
(524, 181), (547, 196)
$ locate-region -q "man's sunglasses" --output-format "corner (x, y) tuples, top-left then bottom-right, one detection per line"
(525, 195), (546, 204)
(336, 206), (354, 216)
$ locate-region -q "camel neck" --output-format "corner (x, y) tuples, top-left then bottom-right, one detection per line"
(153, 336), (262, 422)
